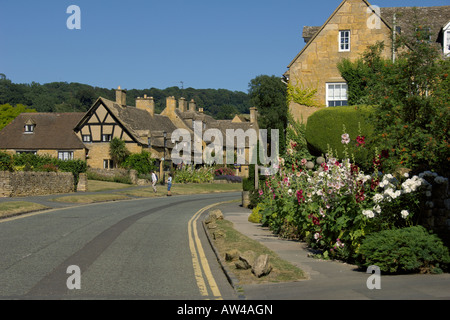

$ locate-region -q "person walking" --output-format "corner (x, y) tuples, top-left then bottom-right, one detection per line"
(167, 173), (172, 196)
(151, 170), (158, 193)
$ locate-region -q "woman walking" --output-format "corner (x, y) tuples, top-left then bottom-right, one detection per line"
(167, 173), (172, 196)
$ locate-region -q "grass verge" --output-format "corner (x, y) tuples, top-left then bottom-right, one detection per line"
(51, 194), (130, 204)
(207, 218), (306, 285)
(0, 201), (49, 218)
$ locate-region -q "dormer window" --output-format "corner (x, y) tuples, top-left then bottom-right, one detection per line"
(24, 119), (35, 134)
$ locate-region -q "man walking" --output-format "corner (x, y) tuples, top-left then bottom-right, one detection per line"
(151, 170), (158, 193)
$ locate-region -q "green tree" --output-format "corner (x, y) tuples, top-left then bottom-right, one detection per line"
(109, 138), (130, 168)
(338, 17), (449, 175)
(0, 103), (36, 131)
(248, 75), (288, 154)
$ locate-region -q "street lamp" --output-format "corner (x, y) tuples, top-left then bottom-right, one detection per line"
(163, 131), (167, 185)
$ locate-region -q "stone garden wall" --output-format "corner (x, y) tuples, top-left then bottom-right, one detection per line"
(0, 171), (74, 197)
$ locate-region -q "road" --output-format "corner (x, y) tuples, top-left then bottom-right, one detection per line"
(0, 193), (241, 300)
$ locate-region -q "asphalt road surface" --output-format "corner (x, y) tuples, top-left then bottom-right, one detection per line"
(0, 193), (241, 300)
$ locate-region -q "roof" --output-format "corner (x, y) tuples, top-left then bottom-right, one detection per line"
(0, 113), (86, 150)
(290, 1), (450, 68)
(380, 6), (450, 42)
(76, 97), (179, 148)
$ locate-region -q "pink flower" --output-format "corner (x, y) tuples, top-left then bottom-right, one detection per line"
(341, 133), (350, 145)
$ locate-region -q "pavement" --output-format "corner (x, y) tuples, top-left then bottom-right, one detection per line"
(2, 189), (450, 300)
(214, 201), (450, 300)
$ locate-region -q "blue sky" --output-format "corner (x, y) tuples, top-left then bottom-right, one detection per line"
(1, 0), (449, 93)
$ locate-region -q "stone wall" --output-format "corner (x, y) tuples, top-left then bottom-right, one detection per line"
(0, 171), (74, 197)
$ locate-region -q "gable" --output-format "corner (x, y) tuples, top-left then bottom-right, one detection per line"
(75, 99), (135, 143)
(288, 0), (393, 70)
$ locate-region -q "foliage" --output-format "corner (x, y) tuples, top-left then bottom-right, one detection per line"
(283, 112), (314, 168)
(9, 153), (87, 187)
(338, 19), (450, 176)
(355, 226), (450, 274)
(122, 151), (156, 175)
(0, 103), (37, 131)
(173, 166), (215, 183)
(286, 80), (322, 108)
(248, 75), (288, 154)
(109, 138), (130, 168)
(0, 151), (14, 171)
(214, 167), (235, 176)
(305, 105), (374, 170)
(255, 134), (444, 263)
(0, 78), (251, 119)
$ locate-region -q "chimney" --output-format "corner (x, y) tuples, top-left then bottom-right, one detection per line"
(188, 99), (197, 112)
(198, 107), (204, 113)
(115, 86), (127, 106)
(136, 94), (155, 116)
(166, 96), (176, 114)
(250, 107), (258, 123)
(178, 97), (187, 112)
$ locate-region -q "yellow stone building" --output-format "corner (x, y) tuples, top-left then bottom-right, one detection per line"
(285, 0), (450, 123)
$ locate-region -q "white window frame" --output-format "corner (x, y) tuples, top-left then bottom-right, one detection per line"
(326, 83), (348, 107)
(102, 134), (112, 142)
(444, 22), (450, 57)
(24, 124), (35, 133)
(58, 151), (74, 161)
(82, 134), (91, 142)
(339, 30), (351, 52)
(103, 159), (114, 169)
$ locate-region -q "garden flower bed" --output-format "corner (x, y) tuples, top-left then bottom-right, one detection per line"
(255, 134), (450, 274)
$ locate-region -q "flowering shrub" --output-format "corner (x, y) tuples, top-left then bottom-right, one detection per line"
(173, 166), (214, 183)
(214, 167), (235, 176)
(256, 140), (445, 262)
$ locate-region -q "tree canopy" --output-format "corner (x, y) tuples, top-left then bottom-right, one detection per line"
(0, 79), (251, 120)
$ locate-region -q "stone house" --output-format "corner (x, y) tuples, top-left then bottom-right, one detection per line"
(285, 0), (450, 123)
(0, 112), (86, 160)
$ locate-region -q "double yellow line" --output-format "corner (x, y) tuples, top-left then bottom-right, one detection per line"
(188, 202), (224, 299)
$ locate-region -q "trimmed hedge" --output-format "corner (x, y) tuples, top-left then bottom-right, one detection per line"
(305, 105), (374, 169)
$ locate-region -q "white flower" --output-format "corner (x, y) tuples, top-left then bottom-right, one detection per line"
(400, 210), (409, 219)
(373, 193), (384, 203)
(362, 209), (375, 218)
(373, 205), (381, 214)
(314, 233), (320, 240)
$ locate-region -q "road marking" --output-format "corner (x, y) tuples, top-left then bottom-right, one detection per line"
(188, 202), (229, 299)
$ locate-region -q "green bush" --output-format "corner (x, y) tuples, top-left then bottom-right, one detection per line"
(305, 105), (374, 170)
(0, 151), (13, 171)
(122, 151), (156, 175)
(355, 226), (450, 274)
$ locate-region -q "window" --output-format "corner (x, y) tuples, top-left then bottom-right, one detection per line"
(24, 124), (35, 133)
(82, 135), (91, 142)
(326, 83), (348, 107)
(58, 151), (73, 161)
(16, 150), (37, 155)
(339, 30), (350, 52)
(102, 134), (112, 142)
(445, 30), (450, 56)
(103, 159), (114, 169)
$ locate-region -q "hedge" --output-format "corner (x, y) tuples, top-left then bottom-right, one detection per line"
(305, 105), (374, 169)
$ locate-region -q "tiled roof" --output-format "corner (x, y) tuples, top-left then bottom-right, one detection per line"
(0, 113), (85, 150)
